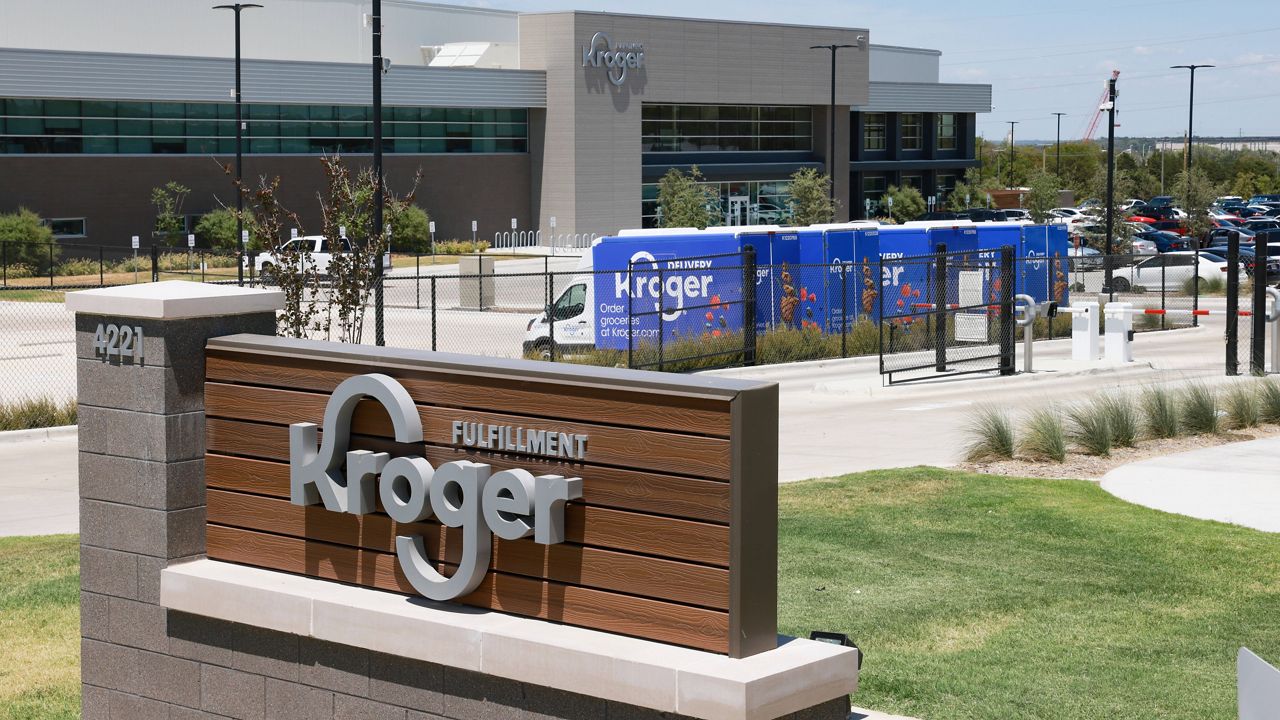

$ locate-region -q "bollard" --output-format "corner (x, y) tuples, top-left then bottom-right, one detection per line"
(1268, 286), (1279, 374)
(1069, 301), (1101, 361)
(1015, 293), (1036, 373)
(1104, 302), (1134, 363)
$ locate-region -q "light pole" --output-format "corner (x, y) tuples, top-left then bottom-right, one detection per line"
(372, 0), (386, 346)
(1103, 75), (1117, 295)
(1171, 64), (1213, 175)
(1051, 112), (1066, 176)
(213, 3), (262, 287)
(810, 44), (855, 209)
(1003, 120), (1013, 188)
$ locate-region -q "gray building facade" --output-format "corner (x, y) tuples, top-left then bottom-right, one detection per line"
(0, 0), (991, 248)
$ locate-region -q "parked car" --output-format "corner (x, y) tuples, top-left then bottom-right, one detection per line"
(1129, 237), (1158, 254)
(753, 201), (791, 223)
(1247, 194), (1280, 205)
(1120, 198), (1147, 211)
(1148, 195), (1176, 208)
(1204, 226), (1258, 246)
(1244, 218), (1280, 233)
(1216, 195), (1244, 205)
(1134, 230), (1192, 253)
(247, 235), (393, 277)
(1204, 245), (1280, 277)
(1000, 208), (1032, 222)
(1051, 207), (1089, 221)
(1067, 245), (1104, 271)
(1108, 250), (1243, 292)
(913, 211), (967, 221)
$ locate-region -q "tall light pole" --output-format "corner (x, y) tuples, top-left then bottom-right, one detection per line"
(1006, 121), (1018, 188)
(1103, 75), (1117, 295)
(810, 44), (855, 210)
(1171, 64), (1213, 175)
(372, 0), (386, 346)
(213, 3), (262, 287)
(1051, 112), (1066, 176)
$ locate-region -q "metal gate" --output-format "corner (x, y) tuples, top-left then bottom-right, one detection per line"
(1225, 230), (1279, 376)
(879, 245), (1017, 384)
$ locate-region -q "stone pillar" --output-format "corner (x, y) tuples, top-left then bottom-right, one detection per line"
(68, 281), (282, 720)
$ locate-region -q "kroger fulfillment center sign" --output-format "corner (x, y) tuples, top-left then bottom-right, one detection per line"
(582, 31), (645, 86)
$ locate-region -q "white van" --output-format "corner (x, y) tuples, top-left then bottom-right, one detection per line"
(247, 235), (393, 277)
(523, 251), (597, 358)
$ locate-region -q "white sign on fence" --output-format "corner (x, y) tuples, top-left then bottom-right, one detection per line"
(550, 216), (557, 229)
(187, 234), (195, 248)
(510, 218), (517, 230)
(131, 236), (139, 250)
(471, 220), (478, 232)
(429, 221), (436, 234)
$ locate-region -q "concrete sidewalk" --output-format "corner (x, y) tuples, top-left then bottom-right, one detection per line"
(0, 427), (78, 537)
(1101, 436), (1280, 533)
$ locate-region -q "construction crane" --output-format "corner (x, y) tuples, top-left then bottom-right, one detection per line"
(1082, 69), (1120, 141)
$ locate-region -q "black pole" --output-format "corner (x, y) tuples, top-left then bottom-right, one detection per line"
(1052, 112), (1066, 176)
(1104, 76), (1117, 296)
(1000, 246), (1016, 376)
(743, 246), (757, 367)
(1252, 232), (1270, 376)
(811, 44), (854, 210)
(934, 243), (948, 372)
(372, 0), (385, 346)
(214, 4), (261, 286)
(840, 263), (848, 358)
(1226, 230), (1240, 376)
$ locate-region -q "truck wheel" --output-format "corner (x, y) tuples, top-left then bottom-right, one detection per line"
(259, 263), (276, 284)
(1111, 277), (1131, 292)
(530, 339), (552, 361)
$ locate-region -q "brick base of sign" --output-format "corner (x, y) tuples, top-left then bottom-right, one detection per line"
(82, 613), (851, 720)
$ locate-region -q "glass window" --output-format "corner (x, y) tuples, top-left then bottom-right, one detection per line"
(863, 113), (886, 151)
(937, 113), (957, 150)
(902, 175), (923, 191)
(937, 173), (957, 199)
(553, 284), (587, 320)
(640, 104), (810, 153)
(47, 218), (86, 237)
(863, 175), (888, 217)
(901, 113), (923, 151)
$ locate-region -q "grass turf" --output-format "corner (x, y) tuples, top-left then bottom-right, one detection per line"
(0, 535), (79, 720)
(3, 469), (1279, 719)
(779, 467), (1280, 719)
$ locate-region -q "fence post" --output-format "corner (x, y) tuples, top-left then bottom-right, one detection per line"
(999, 246), (1016, 376)
(430, 276), (437, 352)
(657, 267), (665, 372)
(150, 244), (159, 283)
(878, 256), (886, 376)
(200, 251), (206, 284)
(1192, 243), (1200, 328)
(627, 259), (635, 370)
(49, 242), (55, 289)
(2, 242), (7, 287)
(547, 272), (556, 362)
(1251, 232), (1270, 376)
(1160, 255), (1167, 330)
(743, 246), (757, 367)
(934, 243), (948, 372)
(1226, 230), (1240, 377)
(416, 252), (421, 310)
(840, 263), (849, 358)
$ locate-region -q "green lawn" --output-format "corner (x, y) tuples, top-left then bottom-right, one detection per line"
(4, 470), (1279, 719)
(0, 535), (79, 720)
(779, 468), (1280, 719)
(0, 289), (66, 303)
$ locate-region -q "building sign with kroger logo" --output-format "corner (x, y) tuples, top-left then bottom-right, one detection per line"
(581, 31), (645, 86)
(593, 236), (744, 350)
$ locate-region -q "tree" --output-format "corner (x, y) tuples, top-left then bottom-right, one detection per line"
(786, 168), (835, 225)
(657, 166), (719, 229)
(1023, 171), (1061, 224)
(883, 185), (926, 224)
(945, 181), (973, 212)
(1231, 171), (1267, 200)
(1175, 167), (1220, 242)
(194, 209), (240, 251)
(0, 208), (58, 273)
(390, 205), (432, 253)
(151, 181), (190, 243)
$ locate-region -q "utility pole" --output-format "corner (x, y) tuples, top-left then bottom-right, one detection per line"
(1006, 121), (1018, 188)
(1103, 75), (1117, 294)
(810, 44), (855, 208)
(213, 3), (262, 287)
(1052, 112), (1066, 176)
(372, 0), (385, 346)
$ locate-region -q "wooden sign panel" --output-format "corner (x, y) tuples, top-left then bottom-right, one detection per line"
(202, 335), (778, 657)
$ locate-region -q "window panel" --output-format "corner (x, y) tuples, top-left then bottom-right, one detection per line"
(279, 105), (308, 121)
(83, 137), (117, 153)
(6, 99), (42, 116)
(901, 113), (923, 151)
(48, 218), (86, 237)
(937, 113), (957, 150)
(186, 103), (217, 120)
(863, 113), (886, 151)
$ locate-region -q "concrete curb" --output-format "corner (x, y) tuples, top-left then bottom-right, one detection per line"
(0, 424), (77, 445)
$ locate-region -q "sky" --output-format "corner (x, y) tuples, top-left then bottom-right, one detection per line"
(456, 0), (1280, 143)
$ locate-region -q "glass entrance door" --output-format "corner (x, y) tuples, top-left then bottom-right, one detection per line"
(726, 196), (749, 226)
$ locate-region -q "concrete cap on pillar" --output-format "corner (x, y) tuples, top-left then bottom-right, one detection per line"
(66, 280), (284, 319)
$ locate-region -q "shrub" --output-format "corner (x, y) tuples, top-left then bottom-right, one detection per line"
(391, 205), (432, 253)
(429, 239), (491, 255)
(54, 258), (100, 277)
(1182, 275), (1224, 295)
(4, 262), (35, 279)
(1066, 403), (1112, 456)
(1031, 314), (1073, 339)
(1260, 379), (1280, 424)
(963, 405), (1015, 462)
(0, 208), (59, 273)
(1140, 386), (1181, 439)
(1019, 408), (1067, 462)
(0, 397), (76, 431)
(1222, 384), (1260, 429)
(758, 326), (842, 364)
(1180, 383), (1220, 435)
(194, 208), (261, 252)
(1096, 393), (1139, 448)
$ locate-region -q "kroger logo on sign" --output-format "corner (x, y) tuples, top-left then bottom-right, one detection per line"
(582, 31), (645, 86)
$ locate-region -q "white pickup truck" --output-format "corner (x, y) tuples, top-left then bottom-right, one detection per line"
(246, 235), (392, 277)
